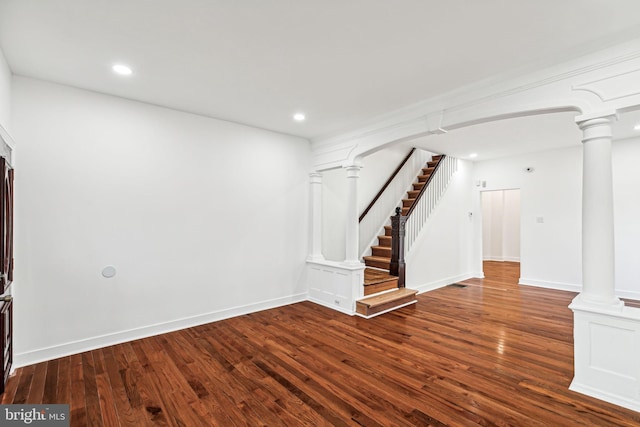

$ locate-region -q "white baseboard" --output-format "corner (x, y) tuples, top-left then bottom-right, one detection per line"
(14, 293), (307, 368)
(519, 278), (581, 293)
(483, 257), (520, 262)
(413, 272), (477, 294)
(570, 381), (640, 413)
(519, 278), (640, 301)
(615, 289), (640, 301)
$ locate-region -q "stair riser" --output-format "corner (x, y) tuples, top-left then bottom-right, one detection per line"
(372, 247), (391, 257)
(413, 182), (425, 191)
(378, 236), (391, 247)
(364, 280), (398, 296)
(402, 199), (414, 207)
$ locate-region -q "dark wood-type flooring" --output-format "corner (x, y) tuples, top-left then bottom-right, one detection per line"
(3, 261), (640, 425)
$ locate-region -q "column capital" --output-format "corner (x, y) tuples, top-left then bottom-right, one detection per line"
(344, 164), (362, 178)
(309, 172), (323, 184)
(575, 110), (618, 126)
(576, 113), (617, 143)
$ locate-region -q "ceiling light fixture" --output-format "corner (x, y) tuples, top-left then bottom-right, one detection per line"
(112, 64), (133, 76)
(634, 124), (640, 131)
(293, 113), (306, 122)
(469, 153), (478, 158)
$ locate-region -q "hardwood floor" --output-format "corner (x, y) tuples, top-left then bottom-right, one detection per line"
(3, 261), (640, 426)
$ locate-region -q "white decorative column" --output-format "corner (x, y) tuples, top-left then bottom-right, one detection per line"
(306, 166), (365, 315)
(344, 164), (363, 266)
(569, 113), (640, 413)
(307, 172), (325, 262)
(574, 115), (621, 308)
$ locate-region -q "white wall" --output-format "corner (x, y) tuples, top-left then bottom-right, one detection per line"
(612, 136), (640, 299)
(321, 144), (411, 262)
(12, 76), (311, 365)
(357, 144), (412, 214)
(474, 147), (583, 291)
(482, 189), (520, 262)
(473, 144), (640, 299)
(0, 47), (11, 131)
(406, 159), (477, 291)
(321, 166), (347, 261)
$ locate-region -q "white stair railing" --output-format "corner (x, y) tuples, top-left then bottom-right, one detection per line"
(359, 149), (433, 257)
(405, 155), (458, 254)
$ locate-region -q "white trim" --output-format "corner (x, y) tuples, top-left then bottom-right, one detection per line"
(519, 278), (582, 293)
(615, 289), (640, 301)
(483, 256), (521, 262)
(13, 293), (307, 368)
(413, 272), (477, 294)
(570, 381), (640, 413)
(0, 123), (16, 150)
(520, 279), (640, 301)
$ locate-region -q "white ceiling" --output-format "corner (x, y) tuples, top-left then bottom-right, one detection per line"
(1, 0), (640, 146)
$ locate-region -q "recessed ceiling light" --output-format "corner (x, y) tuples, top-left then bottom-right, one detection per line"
(634, 124), (640, 131)
(112, 64), (133, 76)
(469, 153), (478, 158)
(293, 113), (306, 122)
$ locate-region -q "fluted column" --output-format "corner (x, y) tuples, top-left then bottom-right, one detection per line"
(308, 172), (324, 261)
(574, 114), (622, 308)
(344, 164), (362, 266)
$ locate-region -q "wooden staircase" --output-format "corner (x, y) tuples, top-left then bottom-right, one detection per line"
(356, 155), (443, 317)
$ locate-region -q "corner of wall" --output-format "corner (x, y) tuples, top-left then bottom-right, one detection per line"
(0, 47), (12, 132)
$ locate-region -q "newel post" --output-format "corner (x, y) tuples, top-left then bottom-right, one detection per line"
(390, 207), (406, 288)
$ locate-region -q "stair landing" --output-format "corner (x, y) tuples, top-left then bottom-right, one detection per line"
(356, 288), (418, 318)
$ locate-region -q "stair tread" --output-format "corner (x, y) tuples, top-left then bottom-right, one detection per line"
(357, 288), (417, 308)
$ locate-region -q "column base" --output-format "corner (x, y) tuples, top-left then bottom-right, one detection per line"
(569, 293), (624, 313)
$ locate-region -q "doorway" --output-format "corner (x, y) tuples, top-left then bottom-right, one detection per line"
(481, 189), (520, 263)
